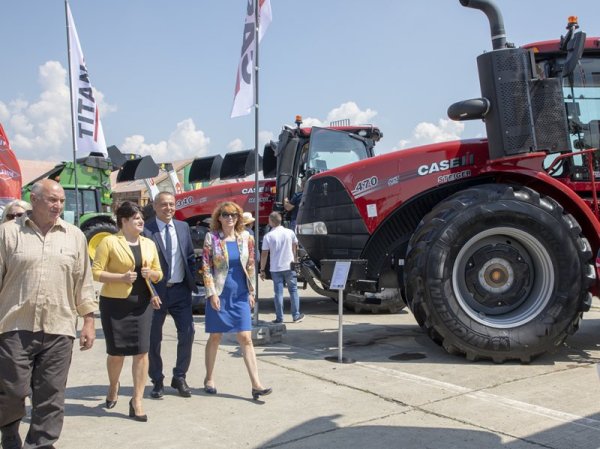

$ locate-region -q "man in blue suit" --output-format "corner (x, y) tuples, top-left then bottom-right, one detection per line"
(143, 191), (196, 398)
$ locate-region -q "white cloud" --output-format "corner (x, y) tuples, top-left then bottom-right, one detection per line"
(259, 130), (273, 149)
(301, 101), (377, 129)
(300, 117), (324, 128)
(1, 61), (212, 164)
(392, 118), (465, 151)
(225, 130), (275, 155)
(326, 101), (377, 125)
(227, 138), (244, 152)
(0, 60), (114, 161)
(0, 102), (9, 121)
(121, 118), (210, 161)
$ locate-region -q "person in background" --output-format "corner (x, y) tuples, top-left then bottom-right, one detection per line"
(202, 202), (272, 400)
(260, 212), (304, 324)
(1, 199), (31, 223)
(92, 201), (162, 422)
(242, 211), (255, 236)
(283, 177), (305, 230)
(143, 191), (197, 399)
(0, 179), (97, 449)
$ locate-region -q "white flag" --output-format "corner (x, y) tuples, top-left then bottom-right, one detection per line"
(231, 0), (272, 118)
(66, 2), (108, 156)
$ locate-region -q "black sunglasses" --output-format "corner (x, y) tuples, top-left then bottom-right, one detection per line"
(6, 212), (24, 220)
(220, 212), (238, 219)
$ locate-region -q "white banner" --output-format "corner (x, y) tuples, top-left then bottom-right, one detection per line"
(167, 169), (183, 194)
(231, 0), (272, 118)
(67, 2), (108, 156)
(144, 178), (161, 201)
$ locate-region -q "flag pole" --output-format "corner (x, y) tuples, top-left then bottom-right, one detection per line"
(253, 0), (260, 326)
(65, 0), (80, 226)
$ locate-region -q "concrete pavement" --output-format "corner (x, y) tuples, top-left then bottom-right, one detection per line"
(14, 280), (600, 449)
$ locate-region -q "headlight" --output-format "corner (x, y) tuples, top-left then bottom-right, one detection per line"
(296, 221), (328, 235)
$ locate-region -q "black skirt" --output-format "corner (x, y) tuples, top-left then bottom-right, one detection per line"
(100, 294), (152, 356)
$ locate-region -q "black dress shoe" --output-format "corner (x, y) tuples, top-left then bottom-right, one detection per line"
(0, 420), (22, 449)
(150, 380), (164, 399)
(171, 377), (192, 397)
(128, 399), (148, 422)
(251, 387), (272, 400)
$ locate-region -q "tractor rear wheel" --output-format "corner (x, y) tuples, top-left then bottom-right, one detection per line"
(405, 184), (594, 362)
(84, 222), (118, 260)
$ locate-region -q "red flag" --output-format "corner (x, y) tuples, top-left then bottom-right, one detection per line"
(231, 0), (272, 118)
(0, 123), (22, 209)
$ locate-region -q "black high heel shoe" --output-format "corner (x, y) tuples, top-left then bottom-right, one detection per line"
(105, 382), (120, 409)
(251, 387), (272, 400)
(203, 379), (217, 395)
(128, 399), (148, 422)
(204, 384), (217, 395)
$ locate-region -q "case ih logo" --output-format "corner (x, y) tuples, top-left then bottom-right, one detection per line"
(0, 164), (19, 181)
(417, 154), (475, 176)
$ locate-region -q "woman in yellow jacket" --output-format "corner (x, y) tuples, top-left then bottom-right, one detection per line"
(92, 202), (162, 422)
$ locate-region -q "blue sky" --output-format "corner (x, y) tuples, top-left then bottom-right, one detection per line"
(0, 0), (597, 162)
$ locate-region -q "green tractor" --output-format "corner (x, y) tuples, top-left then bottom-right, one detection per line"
(22, 148), (158, 259)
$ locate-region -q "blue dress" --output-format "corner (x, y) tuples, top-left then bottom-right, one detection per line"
(205, 241), (252, 333)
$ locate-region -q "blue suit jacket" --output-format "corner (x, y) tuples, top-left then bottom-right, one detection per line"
(143, 218), (196, 298)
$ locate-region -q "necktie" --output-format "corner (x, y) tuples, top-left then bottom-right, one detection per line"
(165, 223), (172, 281)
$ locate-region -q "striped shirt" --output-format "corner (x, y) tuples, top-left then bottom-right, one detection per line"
(0, 215), (98, 338)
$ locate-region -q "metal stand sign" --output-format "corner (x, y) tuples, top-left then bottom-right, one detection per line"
(325, 261), (355, 364)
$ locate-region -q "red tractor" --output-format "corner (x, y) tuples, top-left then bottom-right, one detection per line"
(282, 0), (600, 362)
(173, 122), (382, 248)
(173, 123), (383, 312)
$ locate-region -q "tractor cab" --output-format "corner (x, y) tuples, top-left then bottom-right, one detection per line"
(531, 34), (600, 183)
(266, 117), (382, 211)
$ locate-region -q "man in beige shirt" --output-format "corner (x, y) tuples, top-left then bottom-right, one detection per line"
(0, 179), (98, 449)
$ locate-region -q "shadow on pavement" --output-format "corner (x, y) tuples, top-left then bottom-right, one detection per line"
(255, 412), (600, 449)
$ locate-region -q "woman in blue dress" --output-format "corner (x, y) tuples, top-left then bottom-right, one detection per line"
(202, 202), (272, 400)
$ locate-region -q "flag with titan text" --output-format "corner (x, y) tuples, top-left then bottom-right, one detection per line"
(231, 0), (272, 118)
(66, 2), (108, 156)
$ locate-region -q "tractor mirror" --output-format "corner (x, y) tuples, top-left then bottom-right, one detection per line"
(562, 31), (586, 77)
(448, 98), (490, 121)
(262, 141), (277, 179)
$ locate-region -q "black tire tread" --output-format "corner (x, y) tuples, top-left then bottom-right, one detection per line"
(405, 184), (593, 363)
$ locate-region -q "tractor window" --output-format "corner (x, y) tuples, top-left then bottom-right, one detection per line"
(543, 55), (600, 177)
(64, 189), (100, 215)
(306, 127), (370, 175)
(82, 190), (98, 214)
(564, 57), (600, 152)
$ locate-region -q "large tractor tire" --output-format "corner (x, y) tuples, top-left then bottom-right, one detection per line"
(84, 222), (118, 260)
(405, 184), (594, 363)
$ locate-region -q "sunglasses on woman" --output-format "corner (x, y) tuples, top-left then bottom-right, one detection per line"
(6, 212), (24, 220)
(220, 212), (238, 219)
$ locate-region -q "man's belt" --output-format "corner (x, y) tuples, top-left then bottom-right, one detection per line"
(166, 281), (183, 288)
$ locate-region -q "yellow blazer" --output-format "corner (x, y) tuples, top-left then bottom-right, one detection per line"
(92, 232), (163, 299)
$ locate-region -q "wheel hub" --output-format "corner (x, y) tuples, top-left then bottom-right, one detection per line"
(478, 258), (514, 293)
(464, 243), (531, 315)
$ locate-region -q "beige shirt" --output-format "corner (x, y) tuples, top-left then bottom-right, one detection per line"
(0, 215), (98, 338)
